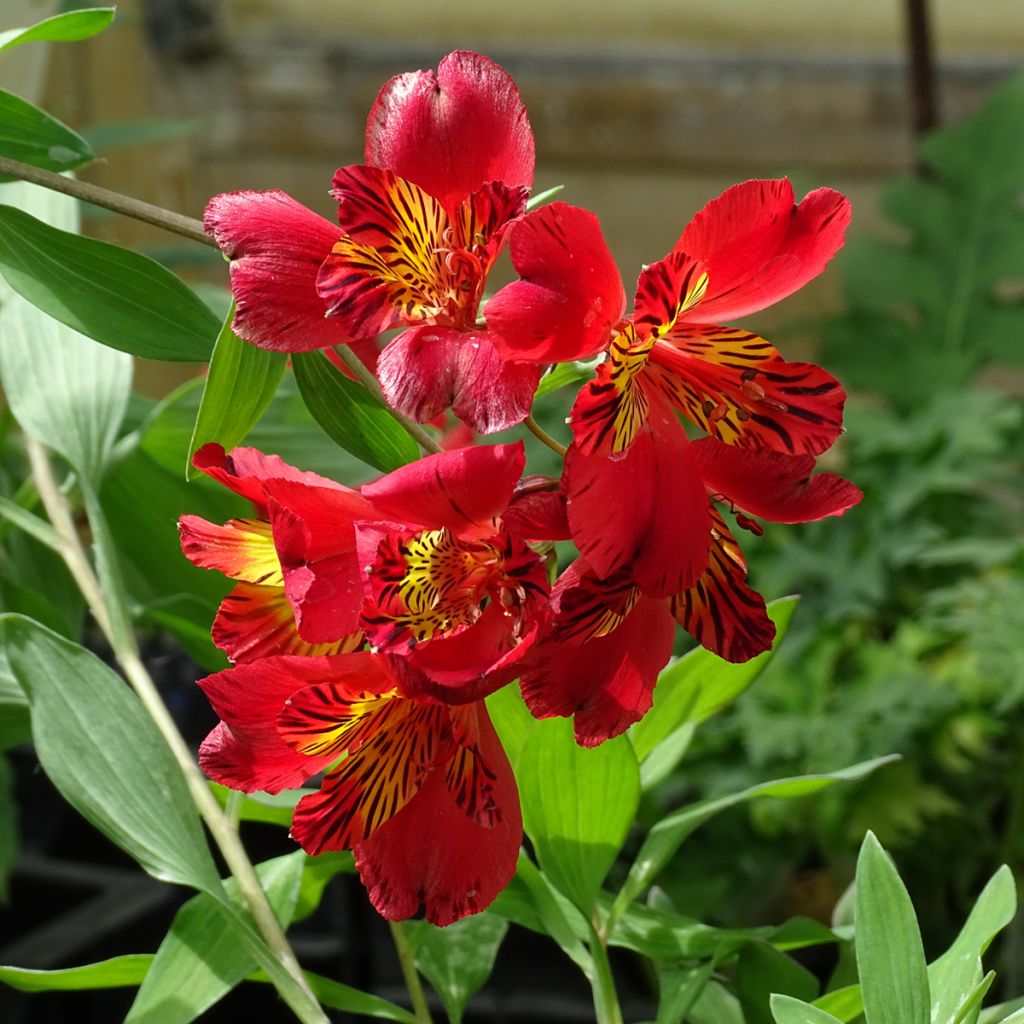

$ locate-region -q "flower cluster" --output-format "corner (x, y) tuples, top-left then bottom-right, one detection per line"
(186, 51), (861, 925)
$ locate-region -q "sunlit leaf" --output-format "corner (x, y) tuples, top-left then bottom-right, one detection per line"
(0, 89), (93, 175)
(771, 994), (845, 1024)
(737, 944), (817, 1024)
(855, 832), (930, 1024)
(0, 955), (153, 992)
(519, 717), (639, 912)
(0, 8), (115, 50)
(0, 205), (219, 362)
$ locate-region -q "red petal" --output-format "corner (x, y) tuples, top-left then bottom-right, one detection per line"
(263, 479), (375, 643)
(691, 438), (862, 523)
(376, 326), (539, 435)
(565, 394), (712, 597)
(633, 249), (709, 337)
(444, 705), (505, 827)
(486, 203), (626, 363)
(678, 179), (851, 323)
(365, 50), (534, 209)
(519, 562), (675, 745)
(361, 441), (525, 535)
(198, 654), (386, 792)
(203, 190), (350, 352)
(503, 481), (570, 542)
(178, 515), (282, 585)
(212, 583), (363, 663)
(671, 507), (775, 663)
(354, 705), (520, 925)
(191, 443), (342, 511)
(649, 325), (846, 455)
(289, 701), (451, 854)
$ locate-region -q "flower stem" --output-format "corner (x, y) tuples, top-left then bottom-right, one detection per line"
(525, 414), (568, 457)
(26, 437), (328, 1024)
(388, 920), (434, 1023)
(331, 345), (444, 455)
(0, 155), (215, 248)
(587, 915), (624, 1024)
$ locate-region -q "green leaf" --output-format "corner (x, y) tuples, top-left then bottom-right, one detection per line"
(656, 962), (715, 1024)
(291, 350), (419, 473)
(0, 8), (115, 50)
(0, 497), (62, 552)
(0, 754), (16, 899)
(855, 832), (930, 1024)
(738, 944), (818, 1024)
(186, 303), (286, 478)
(951, 973), (996, 1024)
(260, 969), (416, 1023)
(631, 597), (798, 765)
(929, 866), (1016, 1024)
(613, 757), (898, 923)
(0, 89), (93, 175)
(209, 781), (308, 828)
(293, 851), (356, 922)
(519, 717), (639, 912)
(993, 1010), (1024, 1024)
(771, 994), (845, 1024)
(525, 184), (565, 211)
(0, 205), (219, 362)
(0, 955), (153, 992)
(812, 986), (863, 1021)
(0, 614), (222, 891)
(534, 358), (596, 397)
(484, 682), (537, 767)
(125, 851), (305, 1023)
(408, 912), (508, 1024)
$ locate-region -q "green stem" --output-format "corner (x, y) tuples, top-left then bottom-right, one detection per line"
(588, 915), (624, 1024)
(525, 414), (568, 457)
(388, 920), (434, 1023)
(331, 345), (444, 455)
(0, 155), (214, 247)
(26, 438), (328, 1024)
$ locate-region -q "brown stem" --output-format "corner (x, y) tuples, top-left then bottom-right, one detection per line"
(904, 0), (939, 144)
(0, 155), (214, 247)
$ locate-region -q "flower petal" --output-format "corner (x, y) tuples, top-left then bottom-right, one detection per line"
(670, 507), (775, 663)
(290, 701), (451, 854)
(197, 654), (385, 792)
(565, 394), (712, 597)
(212, 583), (363, 663)
(649, 325), (846, 455)
(263, 479), (375, 643)
(354, 705), (520, 926)
(486, 203), (626, 363)
(203, 190), (351, 352)
(365, 50), (535, 208)
(678, 178), (851, 323)
(503, 482), (570, 542)
(691, 438), (863, 523)
(361, 440), (525, 535)
(633, 248), (709, 337)
(377, 326), (539, 435)
(178, 515), (282, 585)
(519, 562), (675, 746)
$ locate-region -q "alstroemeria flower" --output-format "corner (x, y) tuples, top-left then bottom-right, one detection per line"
(178, 446), (362, 662)
(519, 440), (862, 745)
(486, 181), (851, 594)
(263, 441), (554, 702)
(199, 653), (520, 925)
(204, 51), (539, 434)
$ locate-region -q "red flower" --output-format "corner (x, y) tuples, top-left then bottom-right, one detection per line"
(265, 441), (554, 702)
(199, 653), (521, 926)
(178, 446), (362, 662)
(486, 181), (851, 594)
(520, 440), (861, 745)
(204, 51), (539, 434)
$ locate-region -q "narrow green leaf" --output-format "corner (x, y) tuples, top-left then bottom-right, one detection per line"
(771, 994), (845, 1024)
(186, 303), (286, 478)
(812, 986), (863, 1021)
(0, 614), (222, 892)
(0, 497), (62, 552)
(252, 969), (416, 1023)
(484, 682), (537, 767)
(293, 851), (356, 922)
(951, 973), (996, 1024)
(614, 757), (898, 921)
(656, 962), (714, 1024)
(929, 866), (1016, 1024)
(209, 781), (310, 828)
(993, 1010), (1024, 1024)
(0, 8), (116, 50)
(0, 205), (219, 361)
(126, 852), (305, 1023)
(519, 717), (640, 912)
(525, 184), (565, 211)
(0, 955), (153, 992)
(534, 358), (596, 397)
(408, 912), (508, 1024)
(855, 832), (930, 1024)
(0, 89), (93, 175)
(631, 597), (798, 764)
(291, 350), (419, 473)
(738, 944), (818, 1024)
